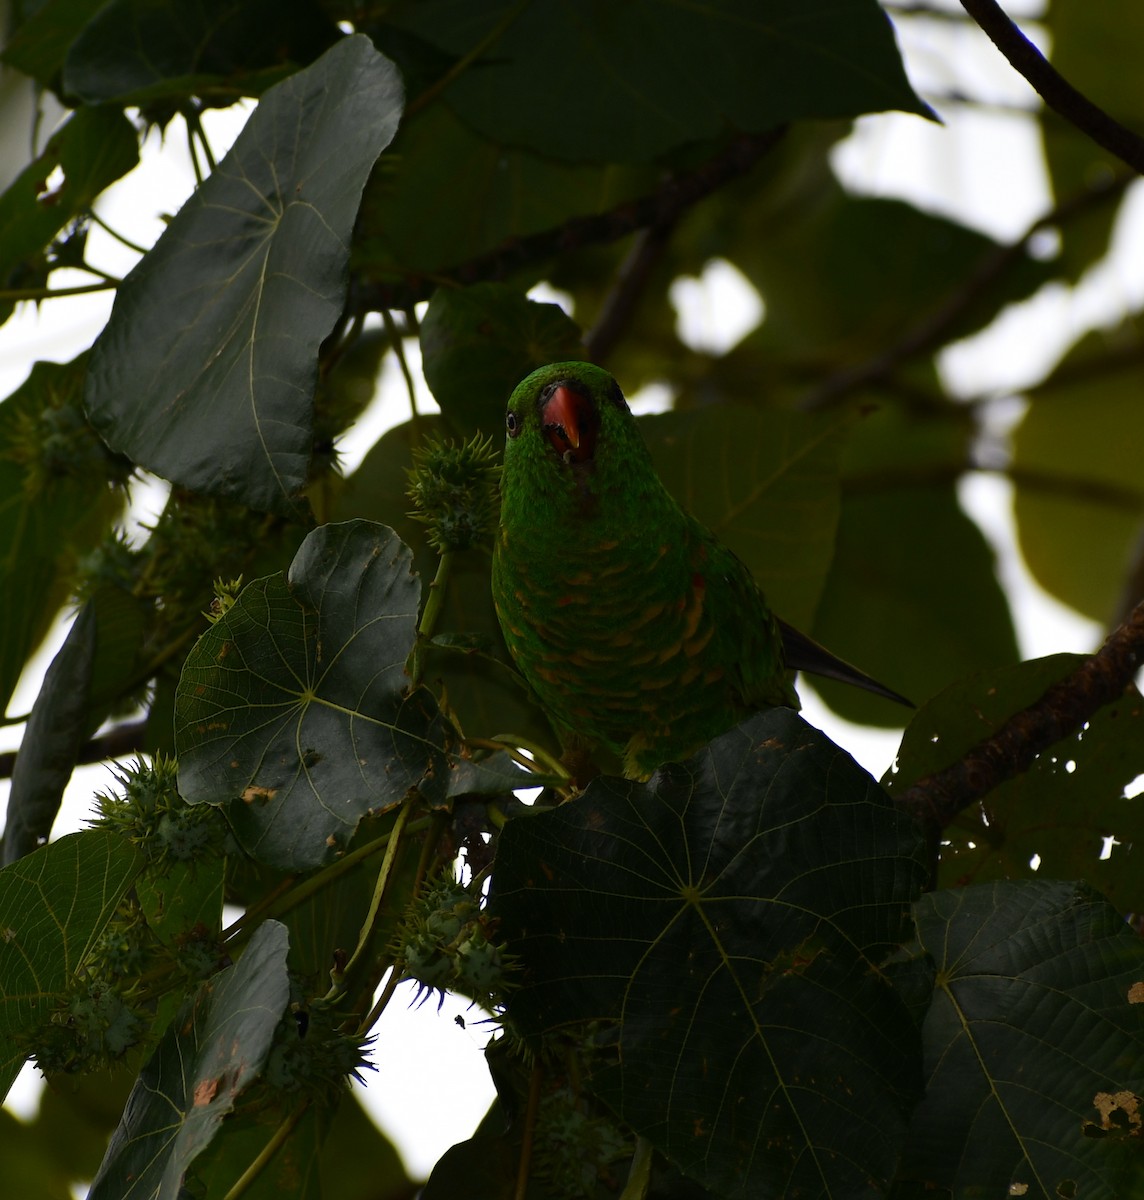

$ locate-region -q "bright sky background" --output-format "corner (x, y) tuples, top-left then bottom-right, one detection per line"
(2, 0), (1140, 1182)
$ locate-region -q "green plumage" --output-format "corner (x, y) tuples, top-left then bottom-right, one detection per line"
(492, 362), (796, 779)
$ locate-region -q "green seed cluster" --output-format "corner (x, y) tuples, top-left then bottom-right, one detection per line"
(93, 753), (229, 867)
(398, 874), (512, 1007)
(406, 433), (500, 552)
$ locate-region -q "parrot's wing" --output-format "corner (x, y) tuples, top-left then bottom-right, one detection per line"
(777, 618), (913, 708)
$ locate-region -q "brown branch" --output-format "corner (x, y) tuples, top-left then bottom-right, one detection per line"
(0, 718), (149, 780)
(799, 170), (1132, 411)
(899, 598), (1144, 833)
(584, 224), (674, 363)
(960, 0), (1144, 175)
(350, 128), (787, 314)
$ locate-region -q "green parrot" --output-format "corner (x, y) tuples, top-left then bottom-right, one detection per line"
(492, 361), (909, 779)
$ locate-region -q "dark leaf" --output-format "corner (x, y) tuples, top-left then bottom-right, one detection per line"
(0, 0), (107, 86)
(812, 484), (1020, 724)
(174, 521), (450, 871)
(85, 35), (403, 514)
(3, 604), (94, 865)
(0, 357), (126, 715)
(354, 102), (656, 275)
(390, 0), (932, 164)
(0, 830), (144, 1096)
(88, 920), (291, 1199)
(420, 284), (586, 434)
(900, 882), (1144, 1199)
(492, 709), (929, 1199)
(62, 0), (340, 105)
(4, 586), (148, 865)
(643, 406), (845, 629)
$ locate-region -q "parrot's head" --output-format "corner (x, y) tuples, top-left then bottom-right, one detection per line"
(502, 361), (648, 486)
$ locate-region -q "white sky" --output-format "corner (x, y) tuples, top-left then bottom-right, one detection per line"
(1, 2), (1138, 1180)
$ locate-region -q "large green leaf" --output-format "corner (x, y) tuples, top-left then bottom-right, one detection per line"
(887, 655), (1144, 909)
(812, 482), (1019, 723)
(420, 284), (586, 433)
(62, 0), (340, 105)
(354, 102), (656, 276)
(175, 521), (449, 871)
(1012, 323), (1144, 624)
(84, 35), (403, 514)
(0, 0), (107, 85)
(389, 0), (931, 164)
(643, 406), (846, 629)
(0, 830), (144, 1095)
(724, 190), (1055, 380)
(899, 882), (1144, 1198)
(88, 920), (291, 1199)
(1042, 0), (1142, 278)
(0, 357), (125, 717)
(492, 708), (929, 1199)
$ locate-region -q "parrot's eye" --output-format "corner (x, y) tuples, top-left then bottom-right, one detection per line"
(506, 411), (520, 437)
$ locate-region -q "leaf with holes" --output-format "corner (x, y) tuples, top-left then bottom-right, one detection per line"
(88, 921), (291, 1199)
(84, 35), (403, 514)
(174, 521), (449, 871)
(491, 708), (930, 1199)
(899, 881), (1144, 1199)
(887, 655), (1144, 910)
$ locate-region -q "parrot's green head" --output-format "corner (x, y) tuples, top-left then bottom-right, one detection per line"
(500, 362), (655, 515)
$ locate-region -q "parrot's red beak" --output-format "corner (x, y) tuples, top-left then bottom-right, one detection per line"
(541, 383), (597, 465)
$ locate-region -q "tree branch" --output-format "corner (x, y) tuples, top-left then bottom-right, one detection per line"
(350, 128), (787, 314)
(0, 718), (148, 780)
(584, 224), (674, 363)
(899, 598), (1144, 833)
(960, 0), (1144, 175)
(799, 170), (1132, 411)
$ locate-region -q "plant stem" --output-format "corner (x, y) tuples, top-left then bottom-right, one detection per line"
(382, 307), (421, 428)
(513, 1060), (545, 1200)
(222, 1100), (310, 1200)
(409, 551), (453, 686)
(325, 799), (416, 1004)
(222, 816), (434, 943)
(619, 1138), (654, 1200)
(357, 809), (448, 1033)
(0, 281), (116, 301)
(88, 208), (149, 255)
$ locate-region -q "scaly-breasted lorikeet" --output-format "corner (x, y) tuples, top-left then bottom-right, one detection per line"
(492, 362), (908, 779)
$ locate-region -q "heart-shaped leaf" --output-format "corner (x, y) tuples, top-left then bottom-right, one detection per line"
(492, 708), (929, 1199)
(85, 35), (403, 514)
(900, 881), (1144, 1198)
(175, 521), (449, 871)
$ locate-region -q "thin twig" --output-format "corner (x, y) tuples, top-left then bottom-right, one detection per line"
(898, 597), (1144, 833)
(960, 0), (1144, 174)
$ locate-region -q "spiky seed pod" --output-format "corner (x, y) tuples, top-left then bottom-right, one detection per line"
(397, 874), (513, 1007)
(406, 433), (500, 553)
(93, 753), (229, 867)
